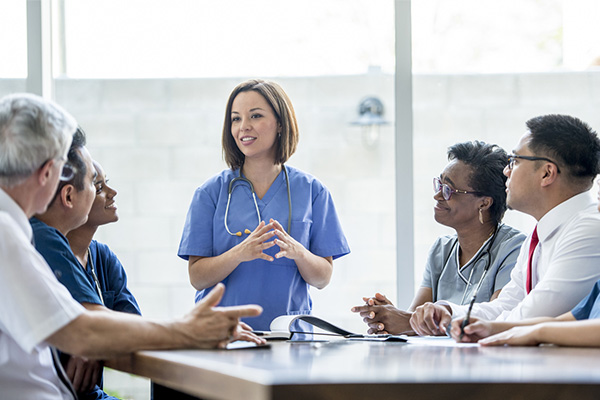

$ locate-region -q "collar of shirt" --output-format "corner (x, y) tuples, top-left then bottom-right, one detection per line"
(536, 190), (596, 244)
(0, 187), (33, 242)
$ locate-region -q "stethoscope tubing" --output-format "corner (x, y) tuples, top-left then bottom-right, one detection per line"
(442, 225), (500, 305)
(224, 165), (291, 236)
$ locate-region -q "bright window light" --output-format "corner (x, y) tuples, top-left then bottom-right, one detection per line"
(63, 0), (395, 78)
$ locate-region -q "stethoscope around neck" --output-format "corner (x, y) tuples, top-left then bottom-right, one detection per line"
(443, 225), (500, 305)
(224, 165), (291, 237)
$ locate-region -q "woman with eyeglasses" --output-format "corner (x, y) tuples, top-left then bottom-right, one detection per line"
(352, 141), (526, 335)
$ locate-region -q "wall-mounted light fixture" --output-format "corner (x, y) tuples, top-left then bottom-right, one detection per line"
(350, 96), (389, 147)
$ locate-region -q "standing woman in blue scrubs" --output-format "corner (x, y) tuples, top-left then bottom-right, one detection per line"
(178, 79), (350, 330)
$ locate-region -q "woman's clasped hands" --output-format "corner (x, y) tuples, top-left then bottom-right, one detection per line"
(236, 219), (306, 263)
(235, 220), (278, 262)
(271, 218), (306, 261)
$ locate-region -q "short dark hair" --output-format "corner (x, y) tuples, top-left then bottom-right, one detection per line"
(52, 127), (87, 203)
(448, 141), (509, 224)
(222, 79), (299, 169)
(526, 114), (600, 185)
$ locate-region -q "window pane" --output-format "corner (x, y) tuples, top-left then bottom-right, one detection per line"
(413, 0), (600, 73)
(0, 1), (27, 78)
(64, 0), (394, 78)
(412, 0), (600, 290)
(57, 0), (397, 345)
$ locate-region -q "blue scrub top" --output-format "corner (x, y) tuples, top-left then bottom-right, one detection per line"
(31, 218), (141, 315)
(89, 240), (141, 315)
(571, 280), (600, 320)
(31, 218), (140, 400)
(178, 165), (350, 330)
(31, 217), (102, 305)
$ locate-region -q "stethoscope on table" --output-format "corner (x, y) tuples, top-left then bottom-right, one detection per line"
(224, 165), (292, 237)
(442, 225), (500, 305)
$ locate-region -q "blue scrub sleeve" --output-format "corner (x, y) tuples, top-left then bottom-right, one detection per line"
(92, 241), (141, 315)
(308, 186), (350, 259)
(178, 187), (216, 260)
(571, 280), (600, 320)
(31, 219), (102, 305)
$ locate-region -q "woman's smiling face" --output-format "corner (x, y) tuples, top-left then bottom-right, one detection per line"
(433, 159), (483, 230)
(230, 90), (280, 163)
(86, 161), (118, 227)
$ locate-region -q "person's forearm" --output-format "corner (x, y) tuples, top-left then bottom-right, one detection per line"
(407, 287), (433, 312)
(48, 312), (196, 358)
(48, 308), (232, 359)
(189, 250), (242, 290)
(536, 319), (600, 347)
(488, 312), (576, 336)
(488, 316), (557, 335)
(295, 252), (332, 289)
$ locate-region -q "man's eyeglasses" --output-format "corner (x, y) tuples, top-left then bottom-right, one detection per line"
(59, 162), (76, 182)
(433, 177), (484, 201)
(507, 154), (561, 173)
(39, 158), (76, 182)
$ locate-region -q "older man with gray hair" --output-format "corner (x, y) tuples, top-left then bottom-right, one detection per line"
(0, 93), (264, 399)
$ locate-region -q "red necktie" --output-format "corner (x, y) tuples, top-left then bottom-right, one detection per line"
(526, 226), (539, 294)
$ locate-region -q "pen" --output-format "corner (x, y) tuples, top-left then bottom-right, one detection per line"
(457, 226), (498, 342)
(458, 295), (476, 341)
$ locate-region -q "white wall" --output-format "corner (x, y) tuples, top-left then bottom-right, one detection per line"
(2, 70), (599, 398)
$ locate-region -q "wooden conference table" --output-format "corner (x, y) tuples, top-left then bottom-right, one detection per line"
(107, 338), (600, 400)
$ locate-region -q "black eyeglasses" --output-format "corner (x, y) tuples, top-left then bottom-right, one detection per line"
(433, 177), (484, 201)
(507, 154), (561, 173)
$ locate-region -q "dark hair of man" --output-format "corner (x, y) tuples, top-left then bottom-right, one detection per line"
(221, 79), (299, 169)
(51, 127), (87, 204)
(447, 141), (509, 224)
(526, 114), (600, 186)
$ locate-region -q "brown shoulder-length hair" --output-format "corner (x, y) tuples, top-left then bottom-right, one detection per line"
(222, 79), (299, 169)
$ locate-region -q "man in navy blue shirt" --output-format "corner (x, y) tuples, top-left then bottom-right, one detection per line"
(31, 128), (135, 400)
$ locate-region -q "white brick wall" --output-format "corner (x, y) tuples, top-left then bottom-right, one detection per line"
(2, 71), (597, 321)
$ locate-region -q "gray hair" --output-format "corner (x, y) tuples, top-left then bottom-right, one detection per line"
(0, 93), (76, 187)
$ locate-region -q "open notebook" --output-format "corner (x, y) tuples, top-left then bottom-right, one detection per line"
(253, 315), (407, 342)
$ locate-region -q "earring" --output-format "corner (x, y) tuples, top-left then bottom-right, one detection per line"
(479, 208), (484, 225)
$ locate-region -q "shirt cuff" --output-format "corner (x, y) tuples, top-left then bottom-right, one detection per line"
(435, 300), (468, 319)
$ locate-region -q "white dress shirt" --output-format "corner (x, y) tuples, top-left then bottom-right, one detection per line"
(440, 190), (600, 321)
(0, 188), (84, 399)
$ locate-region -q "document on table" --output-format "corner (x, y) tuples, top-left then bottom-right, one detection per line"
(405, 336), (479, 347)
(263, 315), (407, 342)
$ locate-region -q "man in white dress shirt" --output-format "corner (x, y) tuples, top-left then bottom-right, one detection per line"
(0, 93), (264, 399)
(410, 114), (600, 336)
